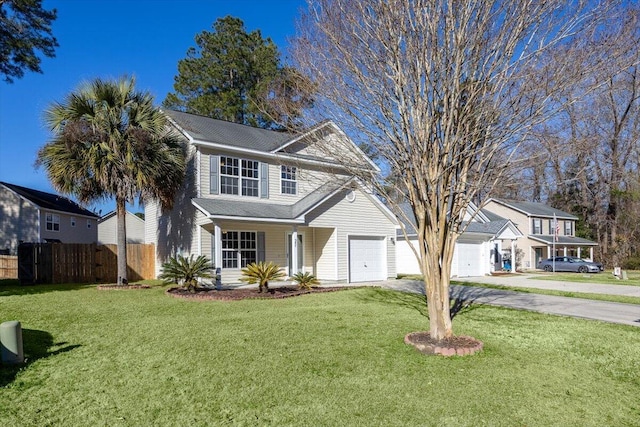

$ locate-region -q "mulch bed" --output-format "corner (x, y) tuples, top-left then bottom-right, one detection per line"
(404, 331), (483, 357)
(96, 284), (151, 290)
(166, 286), (353, 301)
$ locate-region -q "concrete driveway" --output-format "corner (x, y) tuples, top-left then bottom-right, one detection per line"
(377, 278), (640, 327)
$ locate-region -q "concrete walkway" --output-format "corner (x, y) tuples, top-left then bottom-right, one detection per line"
(375, 279), (640, 328)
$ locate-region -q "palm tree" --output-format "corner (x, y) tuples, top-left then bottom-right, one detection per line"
(37, 76), (186, 285)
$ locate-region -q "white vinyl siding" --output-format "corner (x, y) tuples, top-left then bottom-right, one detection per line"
(98, 212), (145, 245)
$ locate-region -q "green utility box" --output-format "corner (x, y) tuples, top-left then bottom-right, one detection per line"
(0, 320), (24, 364)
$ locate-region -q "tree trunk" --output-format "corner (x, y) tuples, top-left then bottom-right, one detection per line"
(418, 213), (455, 341)
(116, 197), (128, 285)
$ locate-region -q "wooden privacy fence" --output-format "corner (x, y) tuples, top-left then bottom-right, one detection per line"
(18, 243), (155, 284)
(0, 255), (18, 279)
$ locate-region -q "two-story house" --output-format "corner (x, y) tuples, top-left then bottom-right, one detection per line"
(145, 110), (398, 284)
(483, 198), (599, 269)
(0, 181), (99, 254)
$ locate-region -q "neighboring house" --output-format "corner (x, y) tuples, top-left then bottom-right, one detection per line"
(145, 110), (398, 284)
(483, 198), (599, 269)
(395, 203), (523, 277)
(0, 181), (99, 254)
(98, 211), (145, 245)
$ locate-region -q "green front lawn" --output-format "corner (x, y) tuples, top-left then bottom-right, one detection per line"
(453, 281), (640, 305)
(530, 271), (640, 286)
(1, 283), (638, 426)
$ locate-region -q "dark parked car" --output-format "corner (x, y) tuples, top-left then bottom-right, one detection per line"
(537, 256), (603, 273)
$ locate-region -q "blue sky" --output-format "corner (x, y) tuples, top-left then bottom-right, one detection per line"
(0, 0), (306, 216)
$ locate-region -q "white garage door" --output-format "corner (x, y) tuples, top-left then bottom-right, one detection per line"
(349, 236), (386, 282)
(456, 242), (484, 277)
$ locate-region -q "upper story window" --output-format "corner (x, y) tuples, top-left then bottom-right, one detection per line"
(564, 221), (572, 236)
(281, 166), (297, 195)
(532, 218), (542, 234)
(219, 156), (259, 197)
(46, 213), (60, 231)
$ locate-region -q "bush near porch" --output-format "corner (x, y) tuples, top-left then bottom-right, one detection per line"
(0, 283), (638, 425)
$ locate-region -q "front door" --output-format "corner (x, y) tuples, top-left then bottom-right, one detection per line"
(287, 233), (303, 276)
(534, 248), (543, 267)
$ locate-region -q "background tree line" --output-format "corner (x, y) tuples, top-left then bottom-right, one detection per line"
(493, 5), (640, 268)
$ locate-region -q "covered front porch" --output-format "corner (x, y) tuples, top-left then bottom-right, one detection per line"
(199, 220), (336, 285)
(529, 235), (599, 267)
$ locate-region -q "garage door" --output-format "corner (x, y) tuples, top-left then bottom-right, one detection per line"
(349, 236), (386, 282)
(456, 242), (484, 277)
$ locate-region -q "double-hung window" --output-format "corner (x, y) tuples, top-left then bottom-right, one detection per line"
(219, 156), (259, 197)
(221, 231), (257, 268)
(564, 221), (572, 236)
(281, 166), (297, 195)
(46, 213), (60, 231)
(532, 218), (542, 235)
(241, 160), (259, 197)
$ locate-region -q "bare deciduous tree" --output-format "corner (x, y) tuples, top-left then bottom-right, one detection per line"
(292, 0), (617, 340)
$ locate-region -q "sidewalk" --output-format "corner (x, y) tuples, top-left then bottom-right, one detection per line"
(376, 279), (640, 328)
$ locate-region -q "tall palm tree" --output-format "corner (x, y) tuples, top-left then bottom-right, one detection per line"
(37, 76), (186, 285)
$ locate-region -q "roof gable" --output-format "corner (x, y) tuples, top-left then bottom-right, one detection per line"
(1, 182), (98, 218)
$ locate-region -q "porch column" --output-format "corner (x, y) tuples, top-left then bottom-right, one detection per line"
(511, 240), (516, 273)
(590, 247), (593, 261)
(214, 224), (223, 269)
(563, 246), (567, 256)
(547, 244), (551, 258)
(577, 247), (581, 258)
(291, 225), (298, 276)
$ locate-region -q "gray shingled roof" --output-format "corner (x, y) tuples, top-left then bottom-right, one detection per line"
(1, 182), (98, 218)
(465, 219), (510, 235)
(164, 110), (294, 152)
(529, 235), (598, 246)
(480, 209), (505, 222)
(492, 198), (577, 219)
(395, 202), (508, 238)
(192, 179), (349, 221)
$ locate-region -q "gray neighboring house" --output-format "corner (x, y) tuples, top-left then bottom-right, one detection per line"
(0, 182), (99, 254)
(145, 110), (399, 284)
(395, 202), (523, 277)
(98, 211), (145, 245)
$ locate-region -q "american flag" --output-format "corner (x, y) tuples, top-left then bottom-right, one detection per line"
(554, 214), (559, 242)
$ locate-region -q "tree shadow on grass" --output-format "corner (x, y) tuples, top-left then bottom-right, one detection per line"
(0, 281), (96, 297)
(355, 284), (481, 320)
(0, 329), (81, 388)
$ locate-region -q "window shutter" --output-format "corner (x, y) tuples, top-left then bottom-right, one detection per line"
(257, 232), (266, 262)
(210, 156), (219, 195)
(260, 162), (269, 198)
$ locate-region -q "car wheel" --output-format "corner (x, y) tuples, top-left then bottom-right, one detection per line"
(578, 266), (587, 273)
(544, 265), (552, 272)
